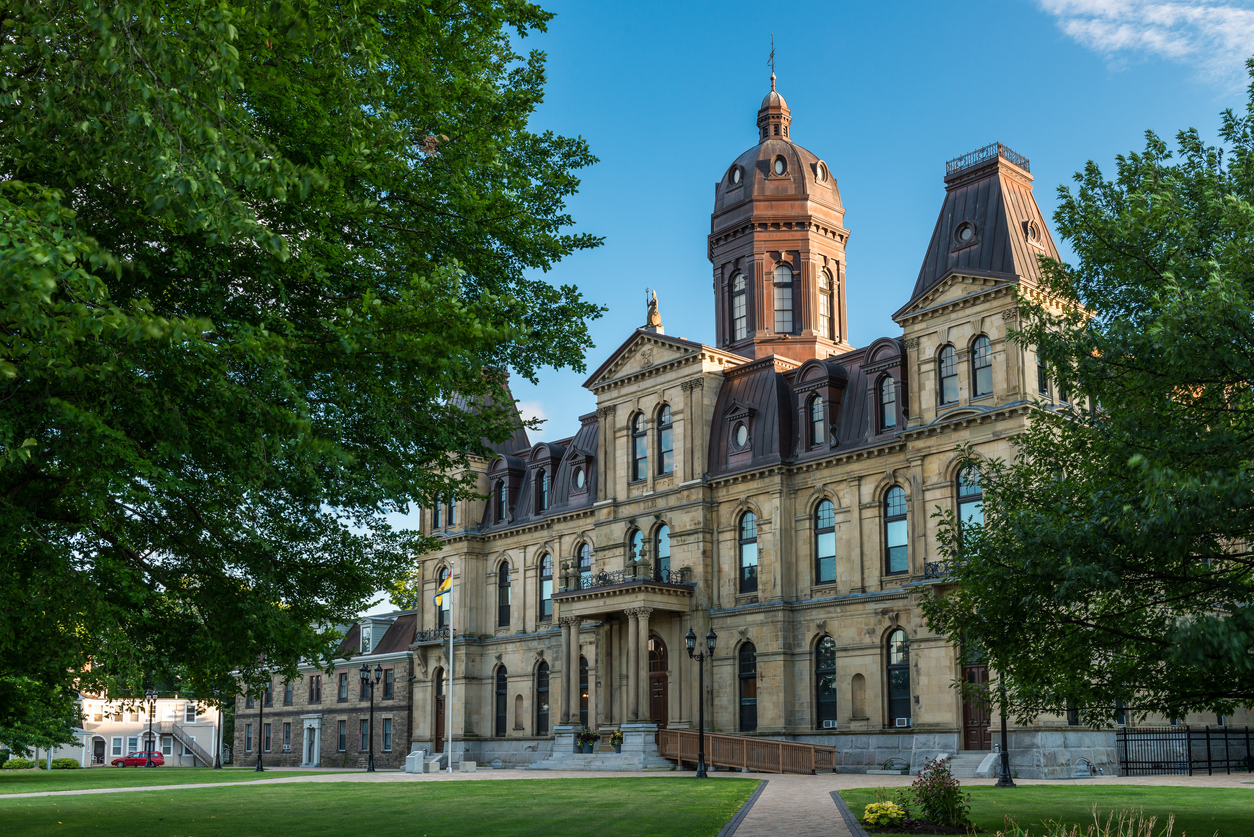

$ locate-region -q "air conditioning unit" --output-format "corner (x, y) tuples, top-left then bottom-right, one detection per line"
(822, 720), (838, 729)
(895, 717), (911, 728)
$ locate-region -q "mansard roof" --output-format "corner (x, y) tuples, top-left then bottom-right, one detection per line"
(896, 143), (1060, 320)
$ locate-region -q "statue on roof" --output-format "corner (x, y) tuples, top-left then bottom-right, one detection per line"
(644, 288), (663, 332)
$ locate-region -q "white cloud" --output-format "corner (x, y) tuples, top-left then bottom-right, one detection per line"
(516, 400), (549, 429)
(1038, 0), (1254, 82)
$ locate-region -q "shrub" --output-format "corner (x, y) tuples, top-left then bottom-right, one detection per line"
(862, 801), (907, 828)
(2, 758), (34, 769)
(0, 749), (9, 766)
(51, 758), (80, 769)
(910, 756), (971, 828)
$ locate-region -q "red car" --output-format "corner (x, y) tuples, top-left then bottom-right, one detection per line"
(112, 751), (164, 767)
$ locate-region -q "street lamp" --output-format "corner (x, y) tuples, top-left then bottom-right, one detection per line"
(144, 689), (158, 767)
(256, 679), (266, 773)
(360, 663), (383, 772)
(212, 688), (222, 769)
(995, 679), (1016, 788)
(684, 626), (717, 779)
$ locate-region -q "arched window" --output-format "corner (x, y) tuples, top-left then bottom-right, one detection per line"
(773, 264), (794, 334)
(539, 554), (553, 622)
(535, 662), (550, 735)
(971, 335), (992, 397)
(818, 270), (833, 340)
(436, 567), (450, 629)
(446, 494), (457, 527)
(494, 480), (506, 523)
(432, 500), (441, 529)
(879, 375), (896, 430)
(577, 543), (592, 588)
(536, 470), (548, 513)
(654, 525), (671, 581)
(1037, 352), (1049, 396)
(731, 272), (748, 340)
(816, 636), (837, 729)
(808, 394), (825, 449)
(497, 562), (511, 627)
(579, 656), (589, 728)
(494, 667), (508, 738)
(631, 413), (647, 482)
(656, 405), (673, 475)
(938, 345), (958, 405)
(629, 529), (644, 565)
(738, 512), (758, 594)
(815, 500), (836, 584)
(887, 630), (911, 725)
(958, 466), (984, 530)
(738, 642), (758, 732)
(884, 486), (908, 574)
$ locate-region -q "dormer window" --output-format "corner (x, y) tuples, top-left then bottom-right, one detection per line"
(808, 395), (824, 449)
(773, 264), (794, 334)
(879, 376), (897, 430)
(731, 272), (748, 341)
(732, 421), (750, 451)
(536, 469), (548, 513)
(360, 625), (372, 654)
(729, 165), (743, 185)
(494, 480), (506, 523)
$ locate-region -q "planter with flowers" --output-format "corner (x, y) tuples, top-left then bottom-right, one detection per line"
(577, 727), (600, 754)
(609, 729), (624, 753)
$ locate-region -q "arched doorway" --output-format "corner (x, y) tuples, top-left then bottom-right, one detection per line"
(433, 667), (445, 753)
(92, 736), (106, 764)
(648, 635), (668, 730)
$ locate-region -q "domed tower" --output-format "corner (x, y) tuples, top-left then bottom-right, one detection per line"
(709, 75), (852, 363)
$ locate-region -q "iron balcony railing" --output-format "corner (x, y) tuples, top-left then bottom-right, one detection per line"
(414, 627), (457, 644)
(946, 142), (1030, 175)
(570, 567), (693, 592)
(923, 561), (952, 580)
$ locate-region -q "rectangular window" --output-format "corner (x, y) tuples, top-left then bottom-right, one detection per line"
(263, 686), (272, 707)
(263, 723), (271, 752)
(1037, 356), (1049, 396)
(161, 735), (173, 756)
(112, 707), (122, 722)
(283, 683), (293, 705)
(111, 737), (123, 756)
(359, 719), (369, 751)
(886, 519), (908, 574)
(309, 675), (321, 704)
(360, 676), (368, 700)
(383, 669), (394, 700)
(245, 694), (253, 709)
(183, 736), (195, 756)
(130, 710), (140, 723)
(283, 722), (291, 751)
(447, 495), (457, 526)
(245, 724), (253, 752)
(774, 280), (793, 334)
(337, 720), (346, 752)
(1067, 708), (1079, 726)
(93, 706), (103, 723)
(739, 540), (758, 594)
(732, 292), (747, 340)
(184, 702), (197, 723)
(338, 673), (348, 701)
(383, 718), (393, 752)
(127, 736), (138, 752)
(816, 530), (836, 585)
(818, 283), (831, 340)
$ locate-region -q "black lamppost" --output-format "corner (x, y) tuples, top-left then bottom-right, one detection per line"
(256, 680), (266, 773)
(212, 688), (222, 769)
(995, 679), (1016, 788)
(360, 663), (383, 772)
(144, 689), (158, 767)
(684, 626), (717, 779)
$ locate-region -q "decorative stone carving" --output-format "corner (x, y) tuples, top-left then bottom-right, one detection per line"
(681, 377), (705, 392)
(1001, 307), (1020, 324)
(904, 337), (921, 352)
(596, 405), (616, 420)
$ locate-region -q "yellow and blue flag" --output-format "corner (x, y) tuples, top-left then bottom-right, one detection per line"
(433, 573), (451, 607)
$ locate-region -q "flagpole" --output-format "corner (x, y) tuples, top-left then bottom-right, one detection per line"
(447, 559), (454, 774)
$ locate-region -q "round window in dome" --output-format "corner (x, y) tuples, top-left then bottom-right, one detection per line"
(954, 221), (977, 247)
(574, 467), (586, 490)
(731, 166), (742, 185)
(773, 157), (787, 176)
(816, 162), (828, 182)
(735, 422), (749, 449)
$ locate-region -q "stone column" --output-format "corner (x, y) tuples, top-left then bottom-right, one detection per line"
(626, 609), (640, 721)
(636, 607), (653, 722)
(559, 617), (574, 724)
(567, 617), (582, 726)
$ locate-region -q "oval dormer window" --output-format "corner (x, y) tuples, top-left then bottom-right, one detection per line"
(735, 422), (749, 449)
(816, 161), (828, 182)
(731, 166), (742, 185)
(773, 157), (786, 176)
(574, 467), (586, 490)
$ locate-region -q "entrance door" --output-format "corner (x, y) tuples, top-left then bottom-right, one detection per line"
(434, 668), (446, 754)
(648, 636), (668, 731)
(961, 664), (992, 750)
(93, 738), (105, 764)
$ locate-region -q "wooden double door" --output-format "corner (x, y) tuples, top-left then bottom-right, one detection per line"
(648, 636), (668, 732)
(962, 664), (992, 750)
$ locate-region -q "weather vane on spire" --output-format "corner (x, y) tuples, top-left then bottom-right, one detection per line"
(768, 34), (776, 86)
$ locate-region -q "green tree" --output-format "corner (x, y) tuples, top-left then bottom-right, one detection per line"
(923, 63), (1254, 724)
(0, 0), (601, 727)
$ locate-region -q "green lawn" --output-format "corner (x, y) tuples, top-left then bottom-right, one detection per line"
(0, 777), (758, 836)
(0, 767), (347, 794)
(841, 786), (1252, 837)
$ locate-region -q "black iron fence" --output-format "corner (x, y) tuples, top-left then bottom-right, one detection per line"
(923, 561), (951, 580)
(570, 567), (692, 591)
(413, 627), (456, 644)
(1117, 725), (1252, 776)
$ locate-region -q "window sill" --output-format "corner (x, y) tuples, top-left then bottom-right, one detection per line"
(970, 393), (993, 402)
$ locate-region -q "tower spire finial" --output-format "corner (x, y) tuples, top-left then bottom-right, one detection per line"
(768, 34), (776, 88)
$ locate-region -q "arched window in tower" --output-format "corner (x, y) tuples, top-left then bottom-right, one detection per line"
(535, 469), (548, 514)
(816, 636), (837, 728)
(938, 345), (958, 405)
(773, 264), (794, 334)
(958, 466), (984, 532)
(436, 567), (450, 629)
(577, 543), (592, 588)
(538, 554), (553, 622)
(497, 562), (511, 627)
(656, 404), (673, 476)
(495, 667), (508, 738)
(809, 395), (824, 449)
(654, 525), (671, 581)
(884, 486), (908, 575)
(731, 272), (748, 341)
(887, 629), (911, 725)
(971, 335), (992, 397)
(631, 413), (647, 482)
(815, 499), (836, 584)
(535, 662), (550, 736)
(738, 642), (758, 732)
(819, 270), (834, 340)
(738, 512), (758, 594)
(879, 375), (897, 430)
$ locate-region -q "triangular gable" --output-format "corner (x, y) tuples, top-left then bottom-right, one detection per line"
(583, 329), (709, 390)
(893, 269), (1014, 321)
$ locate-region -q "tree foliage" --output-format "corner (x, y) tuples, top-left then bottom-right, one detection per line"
(923, 62), (1254, 723)
(0, 0), (601, 725)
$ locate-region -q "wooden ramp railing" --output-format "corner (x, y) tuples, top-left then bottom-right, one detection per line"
(658, 728), (836, 775)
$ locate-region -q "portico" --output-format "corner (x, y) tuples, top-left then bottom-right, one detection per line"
(300, 714), (322, 767)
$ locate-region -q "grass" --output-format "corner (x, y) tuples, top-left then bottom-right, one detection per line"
(0, 777), (758, 836)
(0, 766), (348, 794)
(841, 786), (1253, 837)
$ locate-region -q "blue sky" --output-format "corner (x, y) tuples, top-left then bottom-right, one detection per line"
(506, 0), (1254, 439)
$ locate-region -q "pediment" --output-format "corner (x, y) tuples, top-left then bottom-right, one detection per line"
(583, 330), (704, 389)
(894, 270), (1013, 321)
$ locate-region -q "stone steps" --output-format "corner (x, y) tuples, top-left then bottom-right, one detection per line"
(945, 751), (995, 779)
